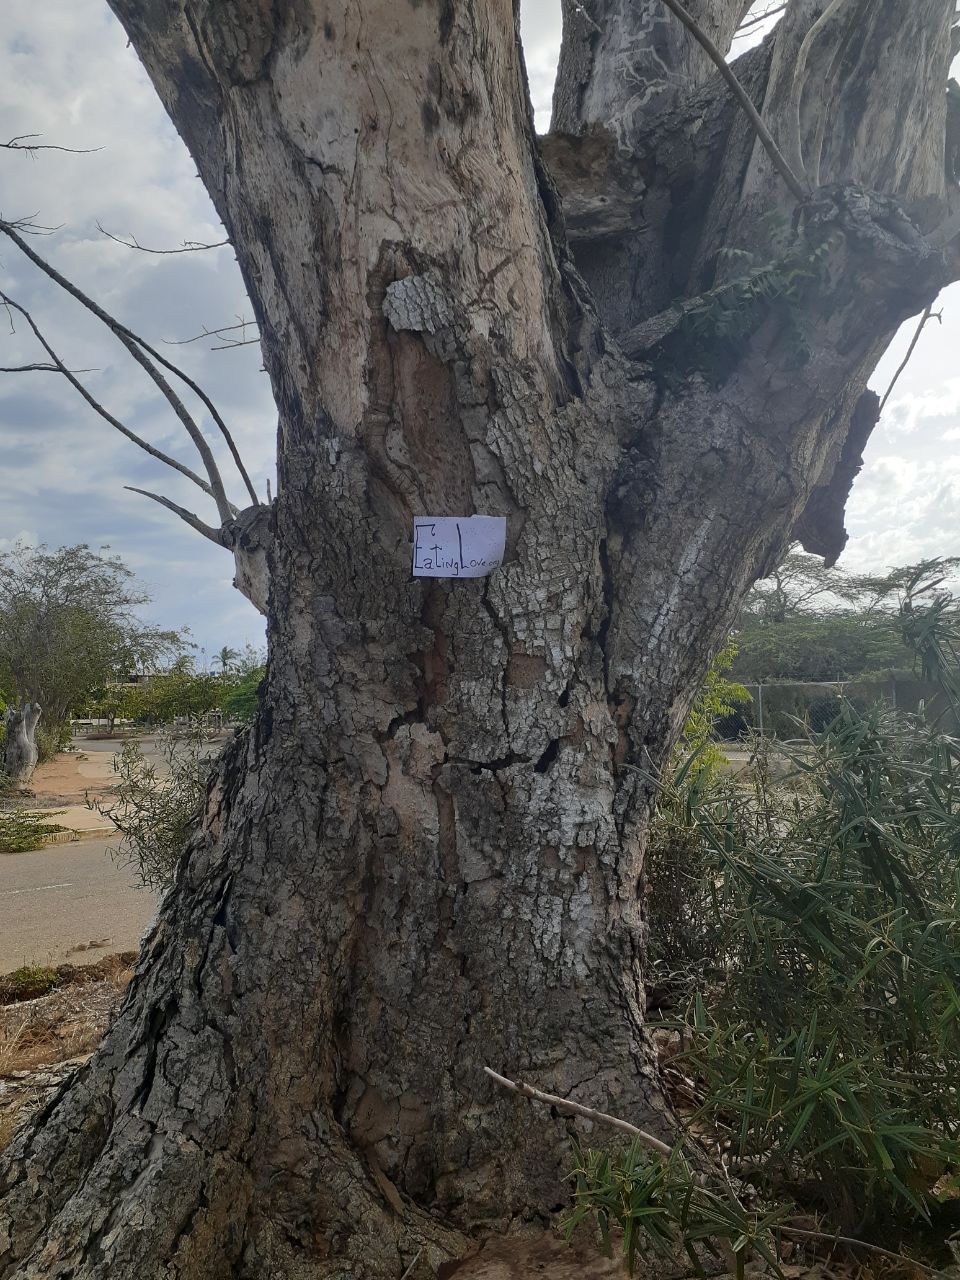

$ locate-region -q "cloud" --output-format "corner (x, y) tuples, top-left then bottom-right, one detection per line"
(1, 0), (274, 654)
(1, 0), (958, 658)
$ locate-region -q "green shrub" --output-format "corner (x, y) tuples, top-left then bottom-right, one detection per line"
(0, 810), (67, 853)
(4, 964), (60, 1001)
(647, 704), (960, 1229)
(97, 724), (215, 889)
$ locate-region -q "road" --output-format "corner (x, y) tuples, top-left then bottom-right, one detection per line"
(0, 835), (158, 973)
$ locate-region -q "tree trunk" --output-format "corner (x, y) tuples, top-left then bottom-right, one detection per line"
(2, 704), (41, 787)
(1, 2), (957, 1276)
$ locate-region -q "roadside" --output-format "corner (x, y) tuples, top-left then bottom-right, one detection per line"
(1, 737), (161, 970)
(0, 835), (158, 971)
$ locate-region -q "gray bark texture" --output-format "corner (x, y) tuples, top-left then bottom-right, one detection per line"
(2, 704), (40, 787)
(1, 1), (958, 1276)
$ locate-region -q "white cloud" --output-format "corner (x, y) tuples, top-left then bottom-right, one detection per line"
(1, 0), (958, 655)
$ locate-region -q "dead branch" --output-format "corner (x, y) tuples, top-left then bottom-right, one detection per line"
(96, 222), (229, 255)
(656, 0), (808, 202)
(398, 1249), (423, 1280)
(879, 304), (942, 412)
(0, 362), (95, 374)
(164, 318), (261, 351)
(0, 291), (219, 499)
(124, 487), (225, 545)
(483, 1066), (673, 1156)
(0, 218), (259, 509)
(779, 1227), (942, 1279)
(734, 2), (787, 38)
(2, 134), (101, 157)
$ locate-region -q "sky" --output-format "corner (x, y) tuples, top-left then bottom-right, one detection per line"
(1, 1), (958, 658)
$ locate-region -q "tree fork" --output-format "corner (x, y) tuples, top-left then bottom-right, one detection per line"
(1, 1), (958, 1276)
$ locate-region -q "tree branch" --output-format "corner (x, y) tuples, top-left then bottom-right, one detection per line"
(0, 291), (218, 499)
(0, 219), (258, 510)
(164, 318), (261, 351)
(734, 2), (787, 38)
(483, 1067), (673, 1156)
(96, 222), (230, 255)
(783, 0), (852, 188)
(879, 304), (942, 412)
(2, 134), (101, 156)
(123, 487), (225, 544)
(656, 0), (808, 201)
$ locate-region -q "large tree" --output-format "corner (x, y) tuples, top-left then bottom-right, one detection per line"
(0, 542), (181, 783)
(2, 1), (960, 1275)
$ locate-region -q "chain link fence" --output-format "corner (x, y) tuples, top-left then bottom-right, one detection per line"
(719, 677), (959, 741)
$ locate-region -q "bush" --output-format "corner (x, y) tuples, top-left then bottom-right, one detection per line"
(2, 965), (60, 1001)
(0, 810), (67, 853)
(647, 704), (960, 1228)
(97, 724), (216, 889)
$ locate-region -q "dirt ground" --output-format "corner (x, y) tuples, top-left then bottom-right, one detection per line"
(24, 745), (119, 811)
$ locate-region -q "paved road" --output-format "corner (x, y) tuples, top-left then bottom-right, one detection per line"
(0, 836), (158, 973)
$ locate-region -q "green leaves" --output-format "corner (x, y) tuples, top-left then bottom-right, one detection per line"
(0, 808), (67, 853)
(647, 693), (960, 1237)
(564, 1140), (790, 1277)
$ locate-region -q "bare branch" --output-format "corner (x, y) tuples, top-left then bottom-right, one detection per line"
(96, 221), (230, 255)
(879, 304), (942, 413)
(0, 218), (258, 510)
(124, 487), (225, 545)
(483, 1066), (673, 1156)
(0, 291), (218, 499)
(2, 134), (102, 157)
(2, 215), (59, 236)
(398, 1250), (423, 1280)
(656, 0), (808, 202)
(164, 318), (261, 350)
(733, 3), (787, 39)
(0, 362), (96, 374)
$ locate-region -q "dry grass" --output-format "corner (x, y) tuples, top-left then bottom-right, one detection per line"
(0, 953), (134, 1154)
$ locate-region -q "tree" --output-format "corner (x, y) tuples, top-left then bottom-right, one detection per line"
(2, 1), (960, 1275)
(733, 551), (960, 681)
(0, 543), (182, 784)
(214, 645), (241, 673)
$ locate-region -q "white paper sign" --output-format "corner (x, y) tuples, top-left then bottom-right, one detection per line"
(412, 516), (506, 578)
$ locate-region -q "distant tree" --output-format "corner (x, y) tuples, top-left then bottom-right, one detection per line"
(221, 664), (265, 724)
(0, 543), (182, 782)
(214, 645), (240, 673)
(733, 552), (960, 683)
(134, 667), (222, 725)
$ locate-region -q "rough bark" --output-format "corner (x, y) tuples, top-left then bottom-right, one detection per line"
(0, 1), (957, 1276)
(2, 704), (41, 787)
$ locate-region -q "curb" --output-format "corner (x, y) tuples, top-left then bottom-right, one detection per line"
(42, 828), (117, 847)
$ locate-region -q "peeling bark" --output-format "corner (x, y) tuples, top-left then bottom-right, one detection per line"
(1, 1), (958, 1276)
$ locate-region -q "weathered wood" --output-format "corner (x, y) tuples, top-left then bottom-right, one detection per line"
(0, 2), (957, 1276)
(2, 704), (40, 786)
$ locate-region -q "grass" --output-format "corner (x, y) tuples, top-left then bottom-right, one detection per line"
(0, 953), (136, 1155)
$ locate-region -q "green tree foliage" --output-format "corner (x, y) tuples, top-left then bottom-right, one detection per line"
(0, 543), (182, 751)
(732, 551), (960, 683)
(676, 641), (751, 773)
(220, 664), (265, 724)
